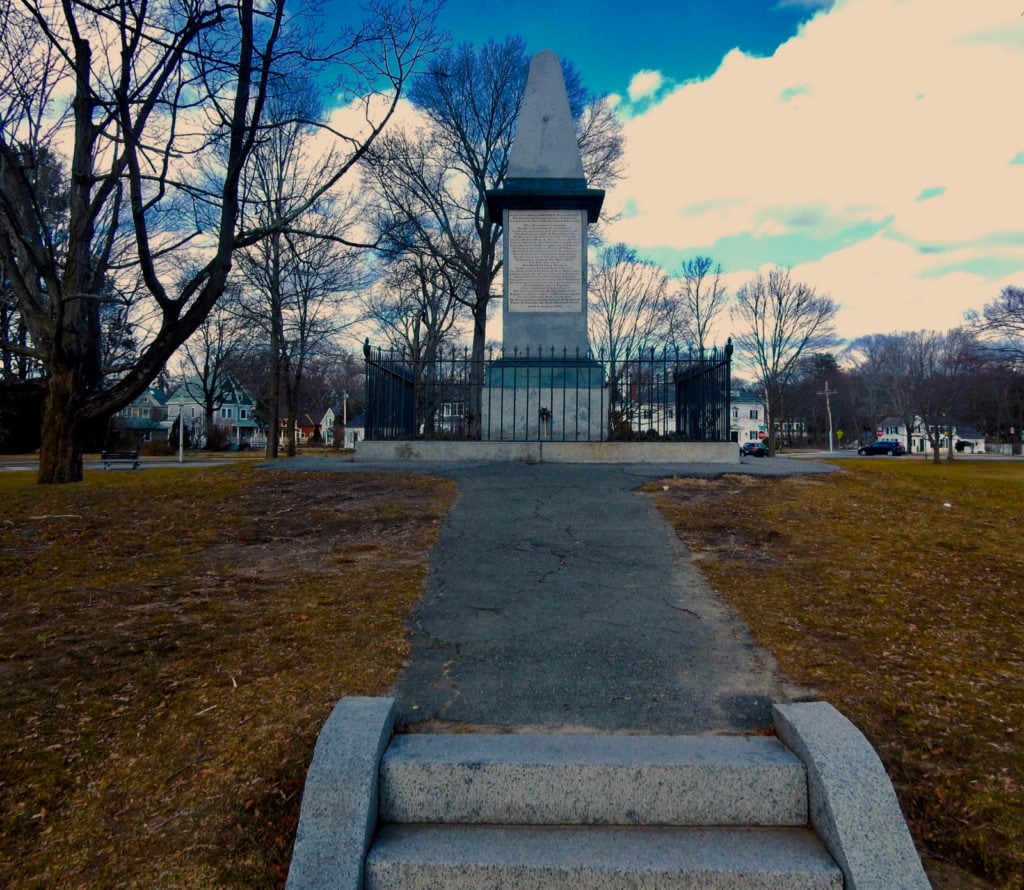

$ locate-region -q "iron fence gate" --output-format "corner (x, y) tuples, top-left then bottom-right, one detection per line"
(363, 342), (416, 440)
(363, 341), (732, 443)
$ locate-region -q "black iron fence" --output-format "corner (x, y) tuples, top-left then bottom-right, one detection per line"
(363, 341), (732, 443)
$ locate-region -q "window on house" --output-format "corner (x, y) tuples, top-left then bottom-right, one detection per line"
(239, 409), (247, 420)
(749, 409), (759, 419)
(731, 408), (738, 419)
(221, 407), (233, 419)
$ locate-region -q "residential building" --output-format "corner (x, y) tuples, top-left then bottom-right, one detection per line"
(730, 392), (768, 445)
(296, 412), (322, 446)
(320, 406), (365, 448)
(111, 387), (169, 443)
(877, 416), (986, 455)
(164, 372), (265, 449)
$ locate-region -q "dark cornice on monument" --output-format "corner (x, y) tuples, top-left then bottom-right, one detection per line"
(486, 179), (605, 223)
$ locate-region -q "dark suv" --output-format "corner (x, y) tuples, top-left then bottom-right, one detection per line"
(740, 441), (768, 457)
(857, 440), (905, 456)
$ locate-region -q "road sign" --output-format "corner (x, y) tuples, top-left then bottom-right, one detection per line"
(757, 430), (766, 440)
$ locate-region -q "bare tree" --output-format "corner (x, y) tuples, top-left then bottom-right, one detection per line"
(236, 189), (366, 456)
(671, 256), (729, 354)
(974, 285), (1024, 362)
(362, 36), (624, 436)
(177, 298), (246, 441)
(731, 267), (840, 455)
(847, 333), (919, 449)
(0, 0), (441, 482)
(966, 350), (1024, 454)
(588, 243), (670, 366)
(576, 96), (627, 196)
(783, 353), (842, 448)
(364, 252), (465, 363)
(588, 243), (670, 434)
(902, 328), (978, 463)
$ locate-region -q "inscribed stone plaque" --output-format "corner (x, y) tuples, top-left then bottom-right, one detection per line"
(507, 209), (584, 313)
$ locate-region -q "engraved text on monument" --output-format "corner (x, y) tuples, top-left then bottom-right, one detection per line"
(507, 209), (583, 313)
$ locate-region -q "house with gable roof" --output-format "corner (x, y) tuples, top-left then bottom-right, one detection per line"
(164, 371), (265, 449)
(877, 415), (985, 455)
(317, 405), (365, 449)
(110, 386), (170, 444)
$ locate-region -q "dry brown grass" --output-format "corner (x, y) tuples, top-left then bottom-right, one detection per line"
(0, 465), (455, 888)
(5, 456), (1020, 887)
(648, 459), (1023, 889)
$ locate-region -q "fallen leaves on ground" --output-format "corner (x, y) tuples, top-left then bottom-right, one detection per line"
(0, 465), (455, 888)
(648, 460), (1023, 889)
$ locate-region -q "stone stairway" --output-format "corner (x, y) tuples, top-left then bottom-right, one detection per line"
(364, 732), (841, 888)
(285, 698), (932, 890)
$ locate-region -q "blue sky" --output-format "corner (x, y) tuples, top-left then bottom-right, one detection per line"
(432, 0), (828, 99)
(340, 0), (1024, 341)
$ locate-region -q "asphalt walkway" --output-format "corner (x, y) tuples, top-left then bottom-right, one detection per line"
(273, 456), (836, 734)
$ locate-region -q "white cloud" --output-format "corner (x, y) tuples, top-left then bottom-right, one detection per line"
(626, 70), (664, 103)
(776, 0), (836, 10)
(604, 0), (1024, 339)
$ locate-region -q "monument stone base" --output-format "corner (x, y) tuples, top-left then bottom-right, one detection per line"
(481, 358), (607, 442)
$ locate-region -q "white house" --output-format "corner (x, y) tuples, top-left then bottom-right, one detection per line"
(877, 416), (985, 455)
(731, 392), (768, 445)
(320, 405), (365, 449)
(164, 372), (265, 449)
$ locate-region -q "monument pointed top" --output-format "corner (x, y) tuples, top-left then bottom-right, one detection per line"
(507, 50), (585, 183)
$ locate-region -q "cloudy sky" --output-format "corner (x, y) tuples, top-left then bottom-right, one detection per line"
(430, 0), (1024, 341)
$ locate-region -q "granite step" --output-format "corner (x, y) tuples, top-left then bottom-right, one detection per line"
(286, 698), (932, 890)
(364, 823), (843, 889)
(379, 732), (808, 827)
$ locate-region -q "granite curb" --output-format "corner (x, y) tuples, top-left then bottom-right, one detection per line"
(774, 701), (932, 889)
(285, 697), (396, 890)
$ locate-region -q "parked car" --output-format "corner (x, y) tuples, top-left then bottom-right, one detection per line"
(740, 441), (768, 457)
(857, 440), (905, 456)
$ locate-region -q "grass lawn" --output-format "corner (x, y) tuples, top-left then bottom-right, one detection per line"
(0, 464), (455, 888)
(649, 459), (1023, 890)
(3, 458), (1020, 888)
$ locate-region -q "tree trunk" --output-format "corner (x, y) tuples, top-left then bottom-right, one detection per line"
(36, 32), (99, 486)
(265, 232), (283, 459)
(265, 340), (280, 460)
(38, 366), (85, 484)
(286, 402), (297, 456)
(467, 300), (488, 439)
(764, 388), (781, 457)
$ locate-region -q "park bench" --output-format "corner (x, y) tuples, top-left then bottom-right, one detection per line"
(100, 450), (140, 470)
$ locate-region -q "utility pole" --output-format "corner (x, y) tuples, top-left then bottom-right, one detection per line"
(818, 381), (834, 453)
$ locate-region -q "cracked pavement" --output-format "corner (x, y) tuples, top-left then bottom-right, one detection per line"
(378, 460), (831, 734)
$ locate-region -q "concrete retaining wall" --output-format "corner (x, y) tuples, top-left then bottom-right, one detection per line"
(355, 440), (739, 464)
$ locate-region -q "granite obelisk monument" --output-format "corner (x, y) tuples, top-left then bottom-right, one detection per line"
(484, 50), (606, 440)
(489, 50), (603, 353)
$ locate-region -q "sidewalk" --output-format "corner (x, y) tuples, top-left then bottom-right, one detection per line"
(380, 459), (832, 733)
(283, 457), (937, 890)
